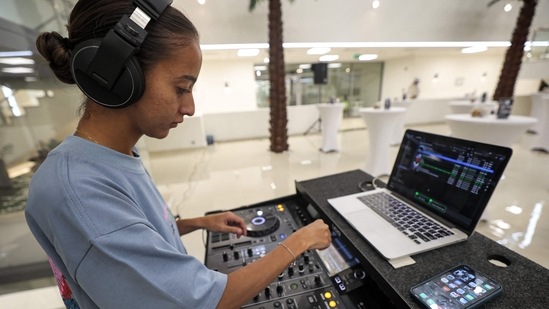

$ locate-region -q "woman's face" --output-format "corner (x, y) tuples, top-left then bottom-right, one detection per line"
(129, 40), (202, 139)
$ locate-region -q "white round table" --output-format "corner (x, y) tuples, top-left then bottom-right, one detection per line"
(390, 100), (412, 145)
(445, 114), (537, 148)
(529, 93), (549, 152)
(317, 103), (345, 152)
(359, 107), (406, 176)
(448, 100), (498, 114)
(529, 93), (549, 134)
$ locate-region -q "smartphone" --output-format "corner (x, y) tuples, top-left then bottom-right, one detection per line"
(410, 264), (502, 309)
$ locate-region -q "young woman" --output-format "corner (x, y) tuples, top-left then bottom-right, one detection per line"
(25, 1), (331, 308)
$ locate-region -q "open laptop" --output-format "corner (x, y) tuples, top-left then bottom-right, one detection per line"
(328, 129), (512, 260)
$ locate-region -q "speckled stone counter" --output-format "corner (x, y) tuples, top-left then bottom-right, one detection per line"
(295, 169), (549, 309)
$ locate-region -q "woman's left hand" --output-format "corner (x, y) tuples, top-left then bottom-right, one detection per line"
(203, 212), (247, 238)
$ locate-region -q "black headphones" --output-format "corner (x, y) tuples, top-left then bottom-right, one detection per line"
(70, 0), (172, 108)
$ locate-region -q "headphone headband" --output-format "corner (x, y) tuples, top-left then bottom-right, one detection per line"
(70, 0), (172, 108)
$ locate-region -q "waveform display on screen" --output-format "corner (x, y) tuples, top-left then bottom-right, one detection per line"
(409, 143), (497, 196)
(388, 130), (512, 230)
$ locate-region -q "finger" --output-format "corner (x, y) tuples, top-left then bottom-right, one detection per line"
(231, 227), (243, 238)
(226, 213), (247, 236)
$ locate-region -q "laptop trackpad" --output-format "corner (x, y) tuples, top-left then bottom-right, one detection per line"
(346, 210), (388, 231)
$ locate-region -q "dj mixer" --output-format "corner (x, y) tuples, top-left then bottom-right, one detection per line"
(204, 196), (393, 309)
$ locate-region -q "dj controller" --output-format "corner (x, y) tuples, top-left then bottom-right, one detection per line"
(204, 196), (393, 309)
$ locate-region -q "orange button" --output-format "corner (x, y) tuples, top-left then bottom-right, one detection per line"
(324, 292), (332, 299)
(329, 300), (337, 308)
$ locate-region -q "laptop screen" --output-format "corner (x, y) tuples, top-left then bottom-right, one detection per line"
(387, 129), (512, 234)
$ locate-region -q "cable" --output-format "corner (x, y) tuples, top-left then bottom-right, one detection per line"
(358, 173), (389, 192)
(371, 173), (389, 189)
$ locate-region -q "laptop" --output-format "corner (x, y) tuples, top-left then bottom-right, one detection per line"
(328, 129), (512, 260)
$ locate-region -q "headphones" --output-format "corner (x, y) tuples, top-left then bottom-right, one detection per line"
(70, 0), (172, 108)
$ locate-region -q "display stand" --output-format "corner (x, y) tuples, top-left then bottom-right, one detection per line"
(359, 107), (406, 176)
(317, 103), (345, 152)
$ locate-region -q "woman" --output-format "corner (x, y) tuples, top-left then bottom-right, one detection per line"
(25, 0), (331, 308)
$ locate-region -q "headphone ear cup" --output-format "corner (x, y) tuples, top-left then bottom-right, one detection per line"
(70, 39), (145, 108)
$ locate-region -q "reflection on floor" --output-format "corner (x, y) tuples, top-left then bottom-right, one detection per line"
(0, 119), (547, 307)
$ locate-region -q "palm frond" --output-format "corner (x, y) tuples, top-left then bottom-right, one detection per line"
(249, 0), (267, 12)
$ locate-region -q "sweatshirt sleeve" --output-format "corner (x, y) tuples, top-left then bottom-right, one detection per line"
(75, 222), (227, 309)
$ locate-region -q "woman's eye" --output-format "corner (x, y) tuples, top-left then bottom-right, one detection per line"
(177, 87), (189, 95)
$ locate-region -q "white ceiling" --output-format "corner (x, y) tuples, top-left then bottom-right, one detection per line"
(0, 0), (548, 83)
(170, 0), (549, 63)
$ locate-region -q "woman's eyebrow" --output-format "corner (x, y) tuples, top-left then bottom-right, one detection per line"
(176, 75), (197, 84)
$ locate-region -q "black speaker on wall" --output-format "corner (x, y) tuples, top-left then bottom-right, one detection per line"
(311, 63), (328, 85)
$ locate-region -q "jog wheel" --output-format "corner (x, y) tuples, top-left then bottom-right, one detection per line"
(245, 211), (281, 237)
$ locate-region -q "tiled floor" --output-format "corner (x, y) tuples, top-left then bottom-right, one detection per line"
(0, 118), (547, 307)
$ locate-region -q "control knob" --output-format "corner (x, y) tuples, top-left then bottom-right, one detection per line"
(288, 265), (294, 277)
(353, 269), (366, 280)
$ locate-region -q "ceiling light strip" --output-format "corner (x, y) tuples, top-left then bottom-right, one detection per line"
(200, 41), (548, 51)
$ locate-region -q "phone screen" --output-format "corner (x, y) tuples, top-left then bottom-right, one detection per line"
(410, 264), (502, 309)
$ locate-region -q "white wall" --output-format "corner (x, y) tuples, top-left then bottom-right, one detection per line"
(1, 52), (541, 166)
(203, 105), (320, 142)
(383, 53), (543, 101)
(382, 54), (506, 101)
(194, 58), (258, 114)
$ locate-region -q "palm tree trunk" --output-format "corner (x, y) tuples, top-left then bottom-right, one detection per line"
(268, 0), (289, 153)
(493, 0), (538, 101)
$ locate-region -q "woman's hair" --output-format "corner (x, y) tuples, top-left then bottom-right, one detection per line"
(36, 0), (199, 85)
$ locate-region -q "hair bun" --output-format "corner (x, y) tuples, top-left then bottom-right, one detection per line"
(36, 31), (75, 84)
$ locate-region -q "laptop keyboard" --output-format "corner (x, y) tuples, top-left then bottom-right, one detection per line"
(357, 192), (454, 244)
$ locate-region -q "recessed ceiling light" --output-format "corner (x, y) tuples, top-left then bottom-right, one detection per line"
(0, 57), (35, 65)
(358, 54), (378, 61)
(0, 50), (33, 57)
(307, 47), (331, 55)
(319, 55), (339, 61)
(1, 67), (34, 74)
(237, 49), (260, 57)
(328, 63), (342, 68)
(299, 64), (312, 69)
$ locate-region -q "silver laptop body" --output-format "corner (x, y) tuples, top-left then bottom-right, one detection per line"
(329, 129), (512, 260)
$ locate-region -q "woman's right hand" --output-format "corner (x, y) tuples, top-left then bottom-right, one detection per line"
(295, 219), (332, 251)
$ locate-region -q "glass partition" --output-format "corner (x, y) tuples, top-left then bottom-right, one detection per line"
(254, 62), (383, 114)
